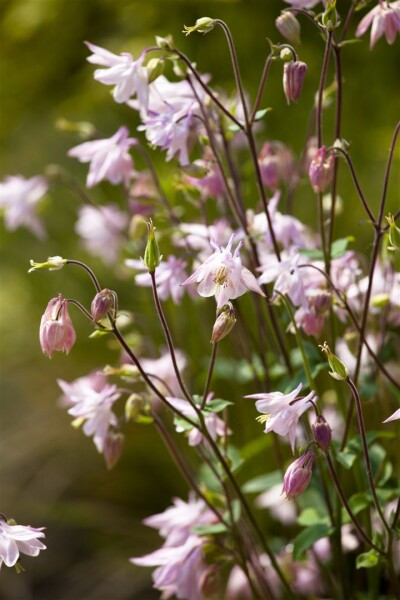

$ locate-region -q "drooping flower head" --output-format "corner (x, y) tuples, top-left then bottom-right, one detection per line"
(356, 1), (400, 48)
(282, 450), (316, 499)
(0, 517), (46, 569)
(245, 382), (317, 452)
(181, 234), (265, 308)
(0, 175), (47, 238)
(68, 126), (137, 188)
(39, 294), (76, 358)
(85, 42), (149, 110)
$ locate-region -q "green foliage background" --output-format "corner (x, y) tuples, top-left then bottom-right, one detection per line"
(0, 1), (399, 598)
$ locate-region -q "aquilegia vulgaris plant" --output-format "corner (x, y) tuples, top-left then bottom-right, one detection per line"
(1, 1), (399, 597)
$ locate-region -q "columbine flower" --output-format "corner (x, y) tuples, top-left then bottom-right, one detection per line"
(283, 61), (307, 104)
(28, 256), (66, 273)
(139, 107), (193, 166)
(91, 289), (115, 321)
(0, 517), (46, 569)
(58, 373), (122, 453)
(308, 146), (334, 193)
(181, 234), (265, 308)
(85, 42), (149, 109)
(183, 151), (225, 200)
(40, 294), (76, 358)
(75, 204), (128, 265)
(356, 1), (400, 48)
(258, 142), (296, 191)
(282, 450), (316, 499)
(383, 408), (400, 423)
(245, 382), (317, 452)
(258, 251), (309, 309)
(0, 175), (47, 238)
(125, 256), (190, 304)
(130, 496), (219, 600)
(68, 126), (137, 188)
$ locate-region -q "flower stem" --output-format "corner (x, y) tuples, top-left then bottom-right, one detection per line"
(346, 377), (391, 536)
(201, 342), (218, 410)
(66, 259), (101, 292)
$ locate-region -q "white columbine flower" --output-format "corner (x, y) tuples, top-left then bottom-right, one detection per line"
(58, 374), (122, 453)
(85, 42), (149, 110)
(0, 517), (46, 568)
(245, 382), (317, 452)
(68, 126), (137, 188)
(383, 408), (400, 423)
(0, 175), (47, 238)
(181, 234), (265, 308)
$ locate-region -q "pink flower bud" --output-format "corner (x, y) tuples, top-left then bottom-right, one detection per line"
(308, 146), (334, 193)
(283, 61), (307, 104)
(39, 294), (76, 358)
(103, 432), (124, 469)
(282, 450), (315, 500)
(91, 288), (114, 321)
(276, 12), (301, 46)
(312, 415), (332, 451)
(258, 141), (296, 190)
(211, 305), (236, 343)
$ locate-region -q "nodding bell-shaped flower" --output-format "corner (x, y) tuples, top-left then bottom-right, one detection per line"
(308, 146), (334, 193)
(181, 234), (265, 308)
(283, 60), (307, 104)
(276, 11), (301, 46)
(91, 289), (115, 321)
(282, 450), (315, 500)
(39, 294), (76, 358)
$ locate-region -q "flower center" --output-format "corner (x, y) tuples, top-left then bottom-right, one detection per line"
(213, 266), (229, 286)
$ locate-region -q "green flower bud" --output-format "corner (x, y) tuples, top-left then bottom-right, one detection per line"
(155, 35), (175, 50)
(183, 17), (215, 37)
(319, 341), (349, 381)
(143, 219), (161, 273)
(146, 58), (165, 84)
(386, 214), (400, 252)
(321, 0), (339, 31)
(28, 256), (66, 273)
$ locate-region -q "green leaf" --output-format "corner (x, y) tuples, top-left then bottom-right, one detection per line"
(89, 328), (112, 338)
(173, 415), (196, 432)
(192, 522), (228, 535)
(203, 398), (234, 413)
(297, 508), (329, 527)
(242, 470), (282, 494)
(331, 236), (355, 258)
(293, 524), (333, 561)
(338, 38), (362, 48)
(254, 108), (272, 121)
(347, 492), (372, 515)
(356, 549), (380, 569)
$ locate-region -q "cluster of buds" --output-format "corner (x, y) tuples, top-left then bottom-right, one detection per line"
(39, 294), (76, 358)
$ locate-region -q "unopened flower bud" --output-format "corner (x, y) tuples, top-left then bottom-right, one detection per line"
(39, 294), (76, 358)
(276, 12), (301, 46)
(322, 0), (339, 31)
(308, 146), (334, 192)
(146, 58), (165, 84)
(103, 432), (124, 469)
(91, 289), (114, 321)
(125, 394), (146, 421)
(183, 17), (215, 37)
(155, 35), (174, 50)
(211, 305), (236, 343)
(312, 415), (332, 451)
(319, 341), (349, 381)
(143, 219), (161, 273)
(282, 450), (315, 500)
(29, 256), (66, 273)
(283, 61), (307, 104)
(386, 214), (400, 252)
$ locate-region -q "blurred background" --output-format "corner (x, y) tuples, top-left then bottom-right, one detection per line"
(0, 0), (399, 598)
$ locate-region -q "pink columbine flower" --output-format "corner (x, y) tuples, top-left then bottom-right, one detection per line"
(356, 1), (400, 48)
(245, 382), (317, 452)
(139, 107), (193, 166)
(40, 294), (76, 358)
(68, 126), (137, 188)
(283, 0), (321, 7)
(0, 517), (46, 568)
(57, 373), (122, 453)
(258, 251), (309, 309)
(308, 146), (334, 193)
(0, 175), (47, 238)
(181, 234), (265, 308)
(125, 256), (191, 304)
(282, 450), (316, 499)
(75, 204), (128, 264)
(130, 496), (219, 600)
(85, 42), (149, 109)
(383, 408), (400, 423)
